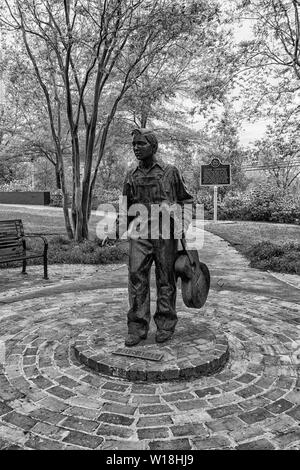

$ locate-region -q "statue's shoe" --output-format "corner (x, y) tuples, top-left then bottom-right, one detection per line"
(125, 333), (147, 347)
(155, 330), (174, 343)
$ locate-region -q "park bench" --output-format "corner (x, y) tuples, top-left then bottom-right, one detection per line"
(0, 219), (48, 279)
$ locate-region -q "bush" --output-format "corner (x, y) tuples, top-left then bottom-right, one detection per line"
(50, 188), (122, 210)
(216, 184), (300, 224)
(246, 241), (300, 274)
(195, 192), (214, 220)
(0, 235), (128, 268)
(48, 237), (128, 264)
(92, 188), (122, 210)
(50, 190), (64, 207)
(0, 181), (33, 191)
(246, 241), (285, 260)
(52, 235), (71, 246)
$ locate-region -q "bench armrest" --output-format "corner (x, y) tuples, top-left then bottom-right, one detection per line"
(21, 234), (48, 248)
(20, 233), (49, 279)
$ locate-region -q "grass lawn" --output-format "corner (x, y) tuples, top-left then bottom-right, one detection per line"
(206, 221), (300, 274)
(205, 221), (300, 254)
(0, 204), (128, 266)
(0, 204), (102, 237)
(1, 205), (299, 272)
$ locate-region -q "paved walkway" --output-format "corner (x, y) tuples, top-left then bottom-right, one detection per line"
(0, 229), (300, 450)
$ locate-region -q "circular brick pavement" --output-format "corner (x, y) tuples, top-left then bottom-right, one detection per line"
(0, 285), (300, 450)
(0, 228), (300, 451)
(73, 317), (229, 382)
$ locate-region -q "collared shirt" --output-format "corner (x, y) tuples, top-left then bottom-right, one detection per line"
(124, 159), (193, 204)
(117, 159), (194, 239)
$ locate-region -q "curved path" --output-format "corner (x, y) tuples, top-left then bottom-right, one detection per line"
(0, 228), (300, 450)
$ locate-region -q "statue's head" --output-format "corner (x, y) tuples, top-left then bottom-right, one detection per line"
(131, 128), (158, 161)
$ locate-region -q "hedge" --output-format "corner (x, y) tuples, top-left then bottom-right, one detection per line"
(196, 184), (300, 224)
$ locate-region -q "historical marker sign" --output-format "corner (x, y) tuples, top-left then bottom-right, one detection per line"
(200, 158), (231, 186)
(113, 348), (163, 362)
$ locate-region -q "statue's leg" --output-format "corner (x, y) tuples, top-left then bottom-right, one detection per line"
(127, 238), (153, 337)
(153, 238), (178, 336)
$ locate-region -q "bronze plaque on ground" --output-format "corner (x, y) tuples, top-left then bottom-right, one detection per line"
(113, 348), (163, 362)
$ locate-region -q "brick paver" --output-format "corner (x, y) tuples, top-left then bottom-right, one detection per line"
(0, 228), (299, 449)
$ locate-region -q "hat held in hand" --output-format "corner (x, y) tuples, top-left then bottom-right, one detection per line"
(174, 239), (210, 309)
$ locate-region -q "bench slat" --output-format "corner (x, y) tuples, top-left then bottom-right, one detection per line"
(0, 219), (22, 222)
(0, 237), (19, 242)
(0, 219), (47, 278)
(0, 223), (20, 227)
(0, 219), (21, 222)
(0, 220), (24, 237)
(0, 235), (21, 240)
(0, 240), (23, 247)
(0, 221), (20, 226)
(0, 241), (22, 247)
(0, 233), (19, 237)
(0, 230), (19, 236)
(0, 247), (24, 256)
(0, 232), (19, 237)
(0, 254), (43, 263)
(0, 242), (22, 249)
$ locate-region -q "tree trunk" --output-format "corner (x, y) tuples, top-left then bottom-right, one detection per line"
(74, 184), (84, 241)
(62, 190), (73, 240)
(81, 175), (91, 240)
(87, 167), (99, 222)
(141, 111), (148, 128)
(55, 164), (62, 189)
(57, 152), (73, 239)
(70, 134), (84, 242)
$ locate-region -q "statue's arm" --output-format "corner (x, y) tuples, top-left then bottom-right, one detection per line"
(115, 172), (134, 239)
(173, 167), (194, 235)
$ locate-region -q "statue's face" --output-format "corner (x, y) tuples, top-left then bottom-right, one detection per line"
(132, 134), (153, 161)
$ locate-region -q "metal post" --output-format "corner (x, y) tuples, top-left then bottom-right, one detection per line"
(214, 185), (218, 223)
(31, 163), (35, 190)
(0, 26), (6, 111)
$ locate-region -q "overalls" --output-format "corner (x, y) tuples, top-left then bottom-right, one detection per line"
(126, 164), (178, 337)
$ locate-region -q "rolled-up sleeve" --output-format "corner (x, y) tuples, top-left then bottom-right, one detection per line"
(116, 172), (134, 238)
(173, 168), (194, 204)
(171, 167), (194, 235)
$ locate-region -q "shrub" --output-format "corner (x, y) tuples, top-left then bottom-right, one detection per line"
(92, 188), (122, 210)
(51, 235), (72, 245)
(48, 237), (128, 264)
(216, 184), (300, 224)
(246, 241), (300, 274)
(0, 181), (33, 191)
(246, 241), (285, 260)
(195, 192), (214, 220)
(50, 190), (64, 207)
(1, 235), (128, 268)
(50, 190), (74, 208)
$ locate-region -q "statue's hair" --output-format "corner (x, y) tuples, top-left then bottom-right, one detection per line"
(131, 128), (158, 154)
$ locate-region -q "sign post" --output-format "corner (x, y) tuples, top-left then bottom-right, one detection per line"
(213, 185), (218, 223)
(200, 158), (231, 223)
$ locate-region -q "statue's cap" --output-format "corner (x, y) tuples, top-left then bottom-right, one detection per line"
(131, 128), (158, 154)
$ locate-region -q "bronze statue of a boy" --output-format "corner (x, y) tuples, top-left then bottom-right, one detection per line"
(107, 128), (194, 347)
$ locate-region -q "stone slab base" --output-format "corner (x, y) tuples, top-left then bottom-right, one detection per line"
(73, 312), (229, 382)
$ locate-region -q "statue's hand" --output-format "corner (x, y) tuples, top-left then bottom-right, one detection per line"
(174, 227), (185, 240)
(101, 232), (118, 247)
(101, 236), (109, 247)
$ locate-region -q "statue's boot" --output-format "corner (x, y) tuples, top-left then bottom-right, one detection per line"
(125, 333), (147, 347)
(155, 330), (174, 343)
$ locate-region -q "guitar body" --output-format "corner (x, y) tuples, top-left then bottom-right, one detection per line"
(174, 249), (210, 309)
